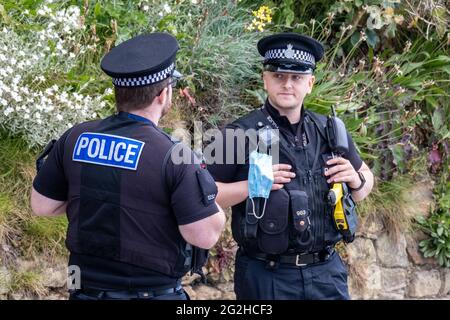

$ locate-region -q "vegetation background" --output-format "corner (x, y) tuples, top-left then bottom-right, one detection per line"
(0, 0), (448, 298)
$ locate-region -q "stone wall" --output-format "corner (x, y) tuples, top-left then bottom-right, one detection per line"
(346, 213), (450, 300)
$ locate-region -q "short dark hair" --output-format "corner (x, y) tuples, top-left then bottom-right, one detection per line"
(114, 78), (170, 112)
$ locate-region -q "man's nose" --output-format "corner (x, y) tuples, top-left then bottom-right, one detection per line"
(283, 77), (294, 88)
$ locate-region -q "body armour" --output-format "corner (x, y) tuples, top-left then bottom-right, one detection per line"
(61, 113), (191, 278)
(231, 108), (343, 255)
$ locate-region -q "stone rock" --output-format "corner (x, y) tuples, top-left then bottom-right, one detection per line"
(443, 269), (450, 296)
(408, 270), (441, 298)
(221, 292), (236, 300)
(193, 284), (222, 300)
(406, 235), (437, 266)
(215, 282), (234, 293)
(358, 215), (384, 239)
(42, 266), (67, 288)
(183, 285), (197, 300)
(377, 290), (405, 300)
(381, 268), (407, 293)
(45, 293), (66, 300)
(349, 263), (381, 300)
(346, 237), (377, 266)
(182, 273), (201, 286)
(408, 183), (434, 218)
(375, 233), (409, 268)
(0, 267), (11, 295)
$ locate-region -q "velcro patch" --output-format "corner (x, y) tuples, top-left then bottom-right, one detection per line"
(72, 132), (145, 170)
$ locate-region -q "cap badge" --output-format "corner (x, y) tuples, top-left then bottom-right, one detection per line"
(284, 44), (294, 59)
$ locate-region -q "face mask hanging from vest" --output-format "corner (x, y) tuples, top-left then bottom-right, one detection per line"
(247, 127), (276, 219)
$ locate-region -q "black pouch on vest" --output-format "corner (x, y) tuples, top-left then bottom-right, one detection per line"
(196, 168), (218, 206)
(257, 189), (290, 254)
(244, 197), (259, 239)
(289, 190), (314, 250)
(289, 190), (311, 232)
(342, 192), (358, 243)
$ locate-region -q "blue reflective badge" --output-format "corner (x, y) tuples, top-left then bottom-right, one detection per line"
(72, 132), (145, 170)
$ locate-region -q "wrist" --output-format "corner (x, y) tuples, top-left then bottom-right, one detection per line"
(349, 171), (365, 191)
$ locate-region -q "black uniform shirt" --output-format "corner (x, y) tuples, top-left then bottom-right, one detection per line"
(207, 101), (363, 184)
(33, 112), (219, 289)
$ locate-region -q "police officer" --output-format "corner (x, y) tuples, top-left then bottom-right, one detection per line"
(207, 32), (374, 300)
(31, 33), (225, 300)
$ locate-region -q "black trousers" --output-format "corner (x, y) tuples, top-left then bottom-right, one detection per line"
(234, 250), (350, 300)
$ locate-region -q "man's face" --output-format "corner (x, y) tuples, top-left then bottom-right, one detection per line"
(262, 71), (315, 111)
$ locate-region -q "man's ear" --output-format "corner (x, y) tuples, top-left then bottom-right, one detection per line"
(262, 72), (267, 91)
(158, 87), (169, 105)
(307, 75), (315, 94)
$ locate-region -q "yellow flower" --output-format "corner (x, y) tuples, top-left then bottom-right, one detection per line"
(245, 5), (272, 32)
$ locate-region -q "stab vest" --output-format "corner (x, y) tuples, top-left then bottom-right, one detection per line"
(231, 107), (343, 255)
(62, 113), (191, 277)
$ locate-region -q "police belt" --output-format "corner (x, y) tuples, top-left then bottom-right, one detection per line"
(74, 284), (183, 299)
(243, 248), (335, 267)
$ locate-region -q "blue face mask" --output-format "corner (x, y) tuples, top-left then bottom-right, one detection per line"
(248, 150), (273, 219)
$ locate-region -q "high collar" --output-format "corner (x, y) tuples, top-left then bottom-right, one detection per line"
(263, 99), (305, 129)
(117, 111), (157, 127)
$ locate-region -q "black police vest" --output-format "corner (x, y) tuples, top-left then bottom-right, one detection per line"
(231, 108), (342, 254)
(61, 113), (191, 278)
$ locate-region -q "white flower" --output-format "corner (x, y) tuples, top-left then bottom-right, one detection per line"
(67, 122), (73, 128)
(0, 98), (7, 106)
(56, 114), (63, 121)
(163, 3), (171, 13)
(23, 113), (30, 119)
(143, 5), (149, 11)
(35, 112), (41, 119)
(4, 107), (14, 116)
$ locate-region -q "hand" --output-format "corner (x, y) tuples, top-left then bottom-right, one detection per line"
(324, 157), (360, 188)
(272, 164), (296, 190)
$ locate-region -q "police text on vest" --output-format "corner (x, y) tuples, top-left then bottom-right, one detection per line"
(73, 132), (145, 170)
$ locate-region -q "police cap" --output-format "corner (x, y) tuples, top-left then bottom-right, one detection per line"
(101, 33), (182, 87)
(257, 32), (324, 74)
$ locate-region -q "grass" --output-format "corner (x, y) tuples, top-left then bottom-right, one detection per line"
(357, 173), (432, 242)
(8, 270), (46, 298)
(0, 131), (68, 292)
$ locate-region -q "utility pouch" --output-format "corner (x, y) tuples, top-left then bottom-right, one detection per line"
(342, 191), (358, 243)
(256, 189), (290, 254)
(186, 244), (209, 283)
(244, 197), (259, 239)
(288, 190), (313, 251)
(289, 190), (311, 233)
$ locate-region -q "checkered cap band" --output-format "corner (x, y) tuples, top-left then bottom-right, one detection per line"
(112, 63), (175, 87)
(264, 49), (315, 65)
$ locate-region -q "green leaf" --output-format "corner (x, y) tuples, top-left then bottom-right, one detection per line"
(436, 226), (444, 236)
(432, 109), (444, 131)
(388, 143), (406, 172)
(365, 29), (379, 48)
(94, 2), (102, 17)
(350, 31), (360, 47)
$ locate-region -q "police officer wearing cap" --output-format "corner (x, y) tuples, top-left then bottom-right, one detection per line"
(31, 33), (225, 300)
(207, 33), (374, 300)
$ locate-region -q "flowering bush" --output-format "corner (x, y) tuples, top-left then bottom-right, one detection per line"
(0, 3), (109, 147)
